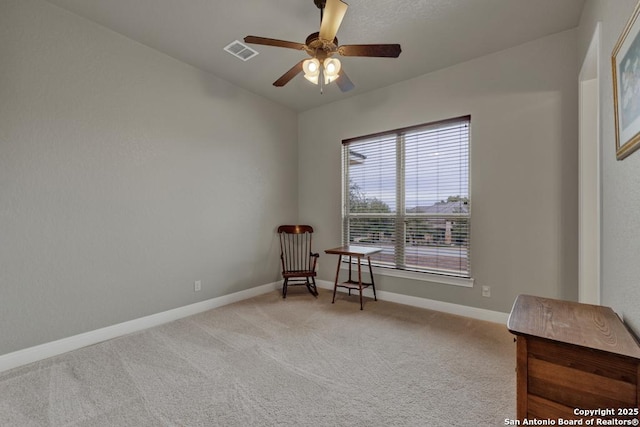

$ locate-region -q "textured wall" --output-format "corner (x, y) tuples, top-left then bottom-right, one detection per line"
(0, 0), (298, 355)
(299, 30), (579, 314)
(578, 0), (640, 333)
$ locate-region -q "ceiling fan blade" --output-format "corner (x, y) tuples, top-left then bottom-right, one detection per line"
(244, 36), (306, 51)
(319, 0), (348, 42)
(339, 44), (402, 58)
(336, 69), (355, 93)
(273, 60), (305, 87)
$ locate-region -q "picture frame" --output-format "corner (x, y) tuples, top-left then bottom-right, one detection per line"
(612, 0), (640, 160)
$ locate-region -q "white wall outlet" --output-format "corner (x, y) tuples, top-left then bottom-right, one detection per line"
(194, 280), (202, 292)
(482, 285), (490, 297)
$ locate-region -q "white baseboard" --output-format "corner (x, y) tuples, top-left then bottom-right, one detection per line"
(317, 280), (509, 324)
(0, 282), (280, 374)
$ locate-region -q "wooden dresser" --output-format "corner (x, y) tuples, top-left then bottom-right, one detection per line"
(507, 294), (640, 422)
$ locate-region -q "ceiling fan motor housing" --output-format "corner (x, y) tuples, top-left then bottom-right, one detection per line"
(305, 32), (339, 60)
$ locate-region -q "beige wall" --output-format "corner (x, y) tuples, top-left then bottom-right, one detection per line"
(0, 0), (297, 355)
(299, 30), (579, 314)
(0, 0), (589, 358)
(578, 0), (640, 333)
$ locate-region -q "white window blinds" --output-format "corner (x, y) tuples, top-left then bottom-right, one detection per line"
(342, 116), (470, 277)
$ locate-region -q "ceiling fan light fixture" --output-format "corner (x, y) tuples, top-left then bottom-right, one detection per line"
(304, 58), (319, 73)
(323, 57), (341, 84)
(303, 58), (321, 84)
(304, 74), (320, 84)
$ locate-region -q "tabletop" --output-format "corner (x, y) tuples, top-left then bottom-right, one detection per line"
(324, 245), (384, 257)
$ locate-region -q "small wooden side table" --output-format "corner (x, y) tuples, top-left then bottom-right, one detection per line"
(324, 245), (382, 310)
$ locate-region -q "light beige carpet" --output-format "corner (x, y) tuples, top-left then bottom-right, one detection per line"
(0, 289), (516, 426)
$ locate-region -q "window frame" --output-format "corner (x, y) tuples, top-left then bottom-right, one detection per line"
(341, 115), (472, 283)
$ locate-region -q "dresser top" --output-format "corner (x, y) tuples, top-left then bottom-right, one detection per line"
(507, 294), (640, 359)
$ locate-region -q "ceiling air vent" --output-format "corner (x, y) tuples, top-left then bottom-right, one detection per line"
(224, 40), (259, 61)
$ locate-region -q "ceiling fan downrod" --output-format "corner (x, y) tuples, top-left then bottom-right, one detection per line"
(314, 0), (327, 23)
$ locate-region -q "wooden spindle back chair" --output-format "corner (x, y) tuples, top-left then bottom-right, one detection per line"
(277, 225), (319, 298)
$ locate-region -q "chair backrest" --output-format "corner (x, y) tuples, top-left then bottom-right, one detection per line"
(278, 225), (314, 272)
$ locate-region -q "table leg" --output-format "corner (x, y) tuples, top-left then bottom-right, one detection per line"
(358, 256), (363, 310)
(348, 256), (352, 296)
(332, 254), (341, 304)
(367, 256), (377, 301)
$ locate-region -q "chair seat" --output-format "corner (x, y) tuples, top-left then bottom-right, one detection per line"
(283, 270), (316, 278)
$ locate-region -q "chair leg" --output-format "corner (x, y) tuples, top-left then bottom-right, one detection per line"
(304, 278), (315, 297)
(282, 278), (288, 298)
(310, 276), (318, 297)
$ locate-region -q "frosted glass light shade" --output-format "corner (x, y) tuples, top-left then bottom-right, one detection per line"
(324, 58), (341, 84)
(303, 58), (320, 84)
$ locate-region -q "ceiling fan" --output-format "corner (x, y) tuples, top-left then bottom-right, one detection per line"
(244, 0), (401, 92)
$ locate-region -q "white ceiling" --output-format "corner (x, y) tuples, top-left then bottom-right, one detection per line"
(44, 0), (586, 112)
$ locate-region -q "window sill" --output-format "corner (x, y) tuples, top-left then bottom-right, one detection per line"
(339, 263), (474, 288)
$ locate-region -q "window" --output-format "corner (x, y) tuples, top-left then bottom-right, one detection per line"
(342, 116), (470, 278)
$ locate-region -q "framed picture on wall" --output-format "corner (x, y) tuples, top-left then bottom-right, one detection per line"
(613, 0), (640, 160)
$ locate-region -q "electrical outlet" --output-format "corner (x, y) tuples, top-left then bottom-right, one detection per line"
(482, 285), (490, 297)
(194, 280), (202, 292)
